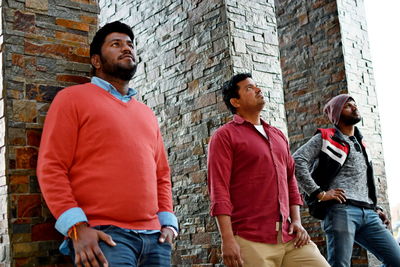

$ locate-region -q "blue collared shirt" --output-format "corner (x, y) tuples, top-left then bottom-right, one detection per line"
(57, 77), (178, 254)
(91, 76), (137, 102)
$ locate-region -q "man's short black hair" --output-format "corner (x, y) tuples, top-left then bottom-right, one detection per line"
(90, 21), (134, 57)
(222, 73), (252, 114)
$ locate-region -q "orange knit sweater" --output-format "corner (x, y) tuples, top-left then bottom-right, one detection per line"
(37, 83), (173, 230)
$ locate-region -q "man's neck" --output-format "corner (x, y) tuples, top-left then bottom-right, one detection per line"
(337, 123), (355, 136)
(96, 73), (130, 95)
(237, 111), (261, 125)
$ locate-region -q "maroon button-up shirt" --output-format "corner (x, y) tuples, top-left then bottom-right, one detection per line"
(207, 115), (303, 244)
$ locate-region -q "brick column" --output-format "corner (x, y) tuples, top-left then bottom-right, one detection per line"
(99, 0), (285, 265)
(275, 0), (386, 265)
(1, 1), (9, 264)
(1, 0), (98, 265)
(226, 0), (287, 131)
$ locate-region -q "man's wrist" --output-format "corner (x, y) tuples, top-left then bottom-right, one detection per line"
(67, 222), (89, 241)
(162, 226), (178, 238)
(317, 191), (326, 202)
(375, 205), (384, 212)
(220, 233), (236, 243)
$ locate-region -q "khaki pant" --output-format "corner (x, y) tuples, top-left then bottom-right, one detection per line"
(235, 235), (330, 267)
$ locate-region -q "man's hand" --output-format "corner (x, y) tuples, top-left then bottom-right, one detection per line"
(72, 224), (116, 267)
(221, 237), (244, 267)
(158, 227), (175, 244)
(319, 188), (346, 203)
(377, 209), (391, 228)
(289, 220), (310, 248)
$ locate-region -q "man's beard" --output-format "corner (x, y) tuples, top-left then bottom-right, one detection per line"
(100, 55), (137, 81)
(341, 114), (362, 125)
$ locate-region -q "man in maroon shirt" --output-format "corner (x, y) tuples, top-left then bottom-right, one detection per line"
(207, 73), (329, 267)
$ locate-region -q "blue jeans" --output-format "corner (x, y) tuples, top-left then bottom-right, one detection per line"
(70, 225), (171, 267)
(323, 204), (400, 267)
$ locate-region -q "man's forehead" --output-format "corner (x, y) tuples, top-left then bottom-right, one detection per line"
(105, 32), (132, 42)
(238, 78), (255, 86)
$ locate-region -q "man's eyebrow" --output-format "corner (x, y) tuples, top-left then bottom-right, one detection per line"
(108, 38), (132, 43)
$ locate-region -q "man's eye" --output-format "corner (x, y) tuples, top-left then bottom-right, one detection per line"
(112, 43), (119, 47)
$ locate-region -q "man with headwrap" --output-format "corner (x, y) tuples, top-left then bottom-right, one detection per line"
(293, 94), (400, 267)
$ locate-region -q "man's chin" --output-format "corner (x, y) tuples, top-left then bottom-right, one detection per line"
(346, 117), (362, 126)
(115, 65), (137, 81)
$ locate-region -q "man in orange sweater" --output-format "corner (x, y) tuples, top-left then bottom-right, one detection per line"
(37, 21), (177, 267)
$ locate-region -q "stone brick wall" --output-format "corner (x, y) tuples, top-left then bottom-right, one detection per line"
(1, 1), (10, 264)
(275, 0), (348, 150)
(1, 0), (98, 265)
(226, 0), (287, 131)
(276, 0), (385, 266)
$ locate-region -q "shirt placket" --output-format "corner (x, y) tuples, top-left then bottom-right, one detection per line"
(265, 130), (283, 237)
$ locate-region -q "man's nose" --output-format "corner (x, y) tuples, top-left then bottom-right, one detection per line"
(122, 43), (133, 53)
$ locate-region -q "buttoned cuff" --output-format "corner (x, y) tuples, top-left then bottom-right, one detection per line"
(158, 211), (179, 232)
(163, 226), (178, 238)
(55, 207), (88, 236)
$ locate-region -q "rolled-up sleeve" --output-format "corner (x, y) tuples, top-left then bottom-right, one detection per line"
(287, 153), (304, 206)
(207, 130), (234, 216)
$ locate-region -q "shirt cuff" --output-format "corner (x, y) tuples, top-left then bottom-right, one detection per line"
(289, 196), (304, 206)
(55, 207), (88, 236)
(210, 201), (233, 216)
(158, 211), (179, 232)
(310, 188), (323, 200)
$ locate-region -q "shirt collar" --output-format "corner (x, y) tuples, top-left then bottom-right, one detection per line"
(91, 76), (137, 97)
(233, 114), (246, 124)
(334, 125), (363, 141)
(233, 114), (269, 127)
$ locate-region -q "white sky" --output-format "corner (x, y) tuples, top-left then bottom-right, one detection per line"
(364, 0), (400, 207)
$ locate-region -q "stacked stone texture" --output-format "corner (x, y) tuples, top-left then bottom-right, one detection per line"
(275, 0), (348, 149)
(275, 0), (385, 266)
(226, 0), (287, 131)
(1, 0), (98, 265)
(98, 0), (285, 266)
(1, 1), (9, 264)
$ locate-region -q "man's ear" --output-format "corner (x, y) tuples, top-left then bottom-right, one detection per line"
(91, 55), (101, 70)
(230, 98), (240, 109)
